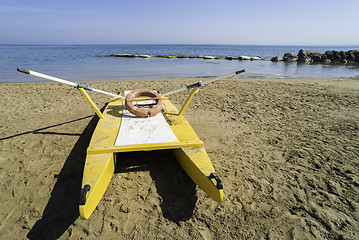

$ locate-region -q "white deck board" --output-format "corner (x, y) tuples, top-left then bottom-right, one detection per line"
(115, 98), (178, 146)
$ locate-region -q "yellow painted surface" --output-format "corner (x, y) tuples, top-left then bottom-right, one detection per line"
(79, 99), (122, 219)
(178, 86), (199, 116)
(174, 147), (223, 202)
(88, 140), (203, 154)
(78, 88), (104, 119)
(79, 153), (115, 219)
(162, 100), (201, 142)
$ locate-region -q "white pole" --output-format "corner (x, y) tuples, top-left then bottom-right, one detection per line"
(17, 68), (124, 99)
(161, 69), (245, 96)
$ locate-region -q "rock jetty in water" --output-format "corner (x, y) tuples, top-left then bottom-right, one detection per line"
(107, 54), (266, 61)
(271, 49), (359, 63)
(106, 49), (359, 64)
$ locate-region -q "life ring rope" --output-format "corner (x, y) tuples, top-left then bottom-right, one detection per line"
(126, 97), (163, 102)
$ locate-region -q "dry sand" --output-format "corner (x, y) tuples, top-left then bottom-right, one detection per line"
(0, 76), (358, 239)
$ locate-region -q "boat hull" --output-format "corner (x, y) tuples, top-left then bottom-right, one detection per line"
(174, 147), (223, 202)
(79, 153), (115, 219)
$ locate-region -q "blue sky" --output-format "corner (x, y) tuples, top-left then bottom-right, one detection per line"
(0, 0), (358, 45)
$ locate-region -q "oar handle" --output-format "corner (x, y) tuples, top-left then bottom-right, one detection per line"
(201, 69), (245, 85)
(235, 69), (246, 75)
(18, 68), (78, 87)
(17, 68), (30, 74)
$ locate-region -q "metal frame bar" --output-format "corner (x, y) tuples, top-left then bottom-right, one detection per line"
(178, 86), (199, 116)
(78, 88), (104, 119)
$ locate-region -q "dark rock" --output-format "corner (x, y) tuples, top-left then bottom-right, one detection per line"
(298, 49), (311, 56)
(350, 49), (359, 56)
(353, 50), (359, 62)
(299, 55), (312, 63)
(332, 51), (342, 61)
(271, 56), (283, 61)
(346, 52), (356, 61)
(325, 50), (334, 60)
(298, 49), (313, 63)
(298, 49), (326, 62)
(225, 56), (237, 60)
(348, 50), (359, 62)
(325, 50), (343, 62)
(340, 51), (347, 61)
(310, 52), (326, 62)
(283, 53), (298, 61)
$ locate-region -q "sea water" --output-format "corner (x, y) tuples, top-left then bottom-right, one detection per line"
(1, 44), (359, 83)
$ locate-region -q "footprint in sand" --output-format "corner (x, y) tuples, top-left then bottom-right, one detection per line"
(123, 212), (144, 234)
(197, 226), (213, 240)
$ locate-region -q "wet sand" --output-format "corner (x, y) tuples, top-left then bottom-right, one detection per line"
(0, 76), (358, 239)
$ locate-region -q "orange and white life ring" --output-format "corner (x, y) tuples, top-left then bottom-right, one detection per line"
(125, 89), (163, 118)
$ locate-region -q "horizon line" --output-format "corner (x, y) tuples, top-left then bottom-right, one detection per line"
(1, 43), (359, 47)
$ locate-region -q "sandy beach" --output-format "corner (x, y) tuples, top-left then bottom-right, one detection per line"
(0, 76), (358, 239)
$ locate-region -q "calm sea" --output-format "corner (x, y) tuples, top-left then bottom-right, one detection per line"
(1, 44), (359, 83)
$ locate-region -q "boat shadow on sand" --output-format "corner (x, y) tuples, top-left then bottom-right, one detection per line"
(26, 114), (100, 240)
(115, 150), (197, 222)
(27, 111), (197, 239)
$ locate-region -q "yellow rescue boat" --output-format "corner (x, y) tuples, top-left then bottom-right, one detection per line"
(17, 68), (245, 219)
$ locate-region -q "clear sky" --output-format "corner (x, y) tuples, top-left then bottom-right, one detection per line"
(0, 0), (358, 45)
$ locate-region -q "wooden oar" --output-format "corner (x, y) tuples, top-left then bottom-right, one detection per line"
(161, 69), (245, 96)
(17, 68), (124, 99)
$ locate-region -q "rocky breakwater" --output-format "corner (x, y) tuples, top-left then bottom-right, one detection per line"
(107, 54), (269, 61)
(106, 49), (359, 65)
(271, 49), (359, 64)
